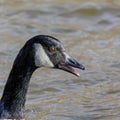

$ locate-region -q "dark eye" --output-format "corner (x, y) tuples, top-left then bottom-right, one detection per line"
(49, 46), (55, 52)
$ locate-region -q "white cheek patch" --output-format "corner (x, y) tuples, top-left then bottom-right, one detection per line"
(34, 43), (54, 67)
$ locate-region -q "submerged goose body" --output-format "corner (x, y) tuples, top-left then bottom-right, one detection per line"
(0, 35), (85, 119)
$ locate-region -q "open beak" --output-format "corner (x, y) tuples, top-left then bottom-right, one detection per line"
(58, 53), (85, 77)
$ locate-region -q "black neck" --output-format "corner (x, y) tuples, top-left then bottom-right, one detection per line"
(1, 56), (36, 118)
(1, 65), (36, 118)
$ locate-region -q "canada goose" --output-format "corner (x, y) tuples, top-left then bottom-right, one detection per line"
(0, 35), (85, 119)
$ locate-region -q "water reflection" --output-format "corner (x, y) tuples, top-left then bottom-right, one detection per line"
(0, 0), (120, 119)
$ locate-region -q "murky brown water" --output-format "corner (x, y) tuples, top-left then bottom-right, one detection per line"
(0, 0), (120, 119)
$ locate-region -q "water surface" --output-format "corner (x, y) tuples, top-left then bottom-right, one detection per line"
(0, 0), (120, 120)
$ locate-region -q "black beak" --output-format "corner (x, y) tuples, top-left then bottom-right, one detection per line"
(66, 56), (85, 70)
(58, 54), (85, 77)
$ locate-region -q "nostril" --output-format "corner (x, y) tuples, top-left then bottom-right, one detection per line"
(69, 59), (76, 64)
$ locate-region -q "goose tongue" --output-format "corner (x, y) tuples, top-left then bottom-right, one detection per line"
(63, 65), (80, 76)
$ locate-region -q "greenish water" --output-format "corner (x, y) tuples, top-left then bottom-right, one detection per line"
(0, 0), (120, 119)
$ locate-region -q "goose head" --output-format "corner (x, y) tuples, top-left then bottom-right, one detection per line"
(18, 35), (85, 76)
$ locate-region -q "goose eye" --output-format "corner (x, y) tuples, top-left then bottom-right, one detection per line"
(49, 46), (55, 52)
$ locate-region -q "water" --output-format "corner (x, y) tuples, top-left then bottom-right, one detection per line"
(0, 0), (120, 119)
